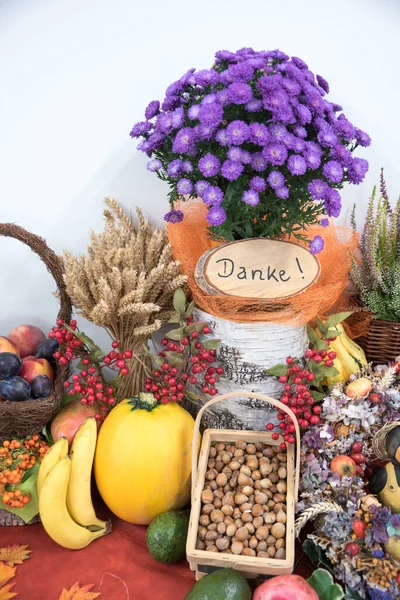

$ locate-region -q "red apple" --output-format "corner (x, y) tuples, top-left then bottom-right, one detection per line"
(51, 398), (100, 447)
(253, 574), (318, 600)
(8, 325), (46, 358)
(0, 336), (20, 356)
(330, 455), (357, 478)
(19, 357), (54, 384)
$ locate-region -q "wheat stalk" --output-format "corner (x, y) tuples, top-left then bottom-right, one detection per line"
(295, 502), (344, 537)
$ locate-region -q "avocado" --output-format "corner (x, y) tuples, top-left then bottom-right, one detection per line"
(146, 509), (190, 564)
(184, 569), (251, 600)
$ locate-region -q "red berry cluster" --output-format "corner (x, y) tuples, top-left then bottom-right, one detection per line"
(145, 318), (223, 405)
(266, 355), (327, 448)
(50, 320), (132, 420)
(304, 346), (337, 368)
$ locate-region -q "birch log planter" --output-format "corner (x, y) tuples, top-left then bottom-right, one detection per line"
(190, 307), (308, 430)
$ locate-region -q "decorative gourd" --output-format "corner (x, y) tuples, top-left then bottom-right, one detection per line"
(94, 393), (198, 525)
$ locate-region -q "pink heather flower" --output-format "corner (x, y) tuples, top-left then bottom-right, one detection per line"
(249, 123), (270, 146)
(323, 160), (343, 183)
(250, 176), (266, 192)
(287, 155), (307, 175)
(242, 190), (260, 206)
(227, 82), (253, 105)
(226, 120), (249, 145)
(147, 159), (162, 172)
(206, 205), (227, 226)
(203, 185), (224, 205)
(276, 186), (289, 199)
(309, 235), (324, 254)
(198, 153), (220, 177)
(221, 160), (244, 181)
(268, 171), (285, 190)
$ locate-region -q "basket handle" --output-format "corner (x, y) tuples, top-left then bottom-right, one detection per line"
(191, 391), (300, 504)
(0, 223), (72, 323)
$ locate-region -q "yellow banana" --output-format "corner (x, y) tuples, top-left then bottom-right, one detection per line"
(37, 437), (68, 495)
(333, 324), (368, 367)
(39, 456), (111, 550)
(329, 335), (363, 377)
(66, 417), (107, 529)
(325, 356), (349, 387)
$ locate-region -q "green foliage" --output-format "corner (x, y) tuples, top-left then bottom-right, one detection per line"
(266, 363), (290, 377)
(4, 463), (40, 524)
(307, 569), (344, 600)
(351, 177), (400, 322)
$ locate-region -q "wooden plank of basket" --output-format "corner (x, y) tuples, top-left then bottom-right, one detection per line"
(195, 239), (320, 299)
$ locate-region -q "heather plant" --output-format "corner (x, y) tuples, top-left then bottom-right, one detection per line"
(351, 172), (400, 322)
(131, 47), (370, 253)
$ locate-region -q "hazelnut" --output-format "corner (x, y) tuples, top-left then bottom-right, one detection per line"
(226, 523), (237, 537)
(209, 447), (217, 458)
(245, 522), (255, 534)
(216, 473), (228, 487)
(240, 465), (252, 477)
(206, 545), (219, 553)
(246, 444), (257, 455)
(242, 548), (256, 556)
(266, 535), (276, 546)
(217, 522), (226, 534)
(253, 516), (264, 529)
(264, 513), (276, 525)
(260, 463), (273, 477)
(214, 498), (222, 509)
(252, 470), (261, 481)
(235, 493), (248, 505)
(277, 481), (287, 494)
(206, 468), (218, 481)
(210, 509), (224, 524)
(231, 541), (244, 555)
(274, 493), (286, 504)
(249, 535), (258, 549)
(229, 460), (241, 471)
(275, 548), (286, 559)
(276, 510), (287, 524)
(255, 492), (268, 505)
(276, 539), (285, 550)
(222, 505), (234, 517)
(238, 473), (252, 486)
(256, 541), (267, 552)
(201, 489), (214, 503)
(199, 515), (210, 527)
(216, 537), (230, 551)
(278, 466), (287, 479)
(267, 546), (276, 558)
(202, 504), (214, 515)
(257, 551), (269, 558)
(221, 452), (231, 465)
(236, 526), (249, 541)
(251, 504), (264, 517)
(236, 440), (247, 450)
(205, 530), (218, 541)
(271, 523), (286, 539)
(256, 526), (269, 540)
(246, 456), (258, 470)
(196, 540), (206, 550)
(242, 485), (254, 496)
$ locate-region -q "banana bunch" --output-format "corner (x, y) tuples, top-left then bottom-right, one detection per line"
(37, 418), (111, 550)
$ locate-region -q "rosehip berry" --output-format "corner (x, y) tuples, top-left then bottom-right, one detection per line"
(112, 341), (119, 348)
(209, 388), (217, 396)
(121, 368), (129, 375)
(284, 384), (292, 393)
(309, 415), (320, 425)
(59, 357), (68, 365)
(277, 412), (285, 420)
(189, 376), (197, 384)
(353, 520), (366, 539)
(350, 453), (367, 465)
(286, 356), (294, 364)
(306, 373), (315, 381)
(325, 359), (333, 368)
(328, 351), (336, 360)
(167, 342), (176, 351)
(161, 398), (169, 405)
(281, 396), (289, 405)
(313, 405), (322, 414)
(305, 349), (314, 358)
(216, 367), (223, 375)
(191, 332), (199, 339)
(181, 373), (189, 381)
(294, 377), (302, 385)
(202, 386), (209, 394)
(69, 389), (76, 396)
(369, 393), (381, 404)
(162, 362), (170, 371)
(124, 350), (133, 359)
(351, 441), (363, 454)
(345, 542), (360, 556)
(177, 392), (185, 399)
(279, 375), (288, 383)
(271, 433), (279, 440)
(151, 385), (159, 393)
(191, 356), (199, 364)
(266, 423), (274, 431)
(104, 357), (111, 365)
(116, 360), (126, 369)
(306, 397), (315, 405)
(313, 355), (322, 363)
(145, 384), (152, 391)
(279, 442), (287, 451)
(203, 326), (211, 334)
(161, 338), (168, 346)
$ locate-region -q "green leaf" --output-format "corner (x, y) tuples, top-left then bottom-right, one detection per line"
(307, 568), (344, 600)
(41, 424), (54, 445)
(167, 315), (181, 324)
(166, 327), (185, 341)
(316, 364), (339, 378)
(2, 463), (40, 523)
(173, 288), (187, 316)
(185, 322), (206, 334)
(266, 363), (289, 377)
(184, 301), (195, 318)
(325, 328), (342, 339)
(311, 390), (326, 402)
(302, 540), (333, 572)
(315, 317), (329, 336)
(307, 326), (319, 345)
(326, 311), (353, 328)
(203, 339), (221, 351)
(315, 338), (330, 351)
(59, 391), (79, 408)
(164, 351), (185, 366)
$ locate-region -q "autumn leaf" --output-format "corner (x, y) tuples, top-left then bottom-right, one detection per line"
(0, 546), (31, 566)
(0, 563), (16, 587)
(0, 581), (17, 600)
(58, 581), (101, 600)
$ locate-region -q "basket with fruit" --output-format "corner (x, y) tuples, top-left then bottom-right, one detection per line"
(0, 223), (72, 441)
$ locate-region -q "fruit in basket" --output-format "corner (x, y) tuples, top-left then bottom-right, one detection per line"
(0, 352), (22, 378)
(330, 455), (357, 478)
(0, 336), (20, 355)
(39, 456), (111, 550)
(253, 574), (318, 600)
(51, 398), (99, 447)
(185, 569), (251, 600)
(19, 356), (54, 384)
(34, 338), (59, 360)
(0, 376), (31, 401)
(31, 374), (53, 398)
(66, 417), (109, 530)
(94, 393), (197, 525)
(146, 509), (190, 564)
(7, 324), (46, 359)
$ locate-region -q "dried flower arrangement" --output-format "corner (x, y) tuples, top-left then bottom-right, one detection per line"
(61, 198), (187, 396)
(351, 171), (400, 322)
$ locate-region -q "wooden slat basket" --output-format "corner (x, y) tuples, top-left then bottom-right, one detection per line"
(186, 392), (300, 581)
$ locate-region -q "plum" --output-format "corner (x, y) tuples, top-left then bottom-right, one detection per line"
(34, 338), (59, 360)
(0, 352), (22, 378)
(0, 377), (31, 402)
(31, 374), (52, 398)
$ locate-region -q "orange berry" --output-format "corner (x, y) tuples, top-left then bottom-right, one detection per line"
(2, 494), (10, 504)
(3, 441), (10, 448)
(14, 490), (22, 498)
(22, 495), (30, 504)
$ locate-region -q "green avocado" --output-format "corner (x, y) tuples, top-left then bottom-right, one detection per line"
(146, 509), (190, 564)
(184, 569), (251, 600)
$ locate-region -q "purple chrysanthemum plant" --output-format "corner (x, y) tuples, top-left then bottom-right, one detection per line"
(351, 170), (400, 321)
(131, 48), (371, 254)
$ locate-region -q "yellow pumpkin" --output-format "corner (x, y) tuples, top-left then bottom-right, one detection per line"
(94, 393), (198, 525)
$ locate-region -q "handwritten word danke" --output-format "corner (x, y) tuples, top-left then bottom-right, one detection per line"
(216, 258), (292, 283)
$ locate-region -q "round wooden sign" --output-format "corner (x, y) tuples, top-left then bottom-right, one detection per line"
(195, 239), (320, 299)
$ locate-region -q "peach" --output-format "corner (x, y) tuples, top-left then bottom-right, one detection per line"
(7, 325), (46, 359)
(51, 398), (100, 447)
(0, 336), (20, 356)
(19, 357), (54, 384)
(253, 575), (318, 600)
(345, 377), (373, 399)
(330, 455), (357, 478)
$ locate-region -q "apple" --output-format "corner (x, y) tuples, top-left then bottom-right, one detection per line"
(330, 455), (357, 478)
(51, 398), (100, 447)
(0, 336), (20, 356)
(8, 325), (46, 359)
(253, 574), (318, 600)
(19, 356), (54, 384)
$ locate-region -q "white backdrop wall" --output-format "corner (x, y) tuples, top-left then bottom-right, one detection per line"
(1, 0), (399, 347)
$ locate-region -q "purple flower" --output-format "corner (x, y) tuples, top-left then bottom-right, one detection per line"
(281, 78), (301, 95)
(240, 150), (252, 164)
(296, 104), (312, 124)
(242, 190), (260, 206)
(206, 205), (227, 226)
(348, 157), (369, 184)
(249, 122), (270, 146)
(331, 103), (343, 112)
(195, 69), (219, 87)
(171, 107), (185, 129)
(162, 95), (180, 112)
(227, 147), (243, 162)
(257, 74), (283, 93)
(196, 124), (217, 140)
(201, 94), (217, 105)
(226, 120), (249, 145)
(203, 185), (224, 205)
(147, 158), (162, 172)
(215, 49), (236, 62)
(270, 124), (288, 141)
(182, 161), (193, 173)
(287, 154), (307, 175)
(324, 187), (342, 217)
(167, 159), (183, 177)
(355, 128), (371, 147)
(305, 152), (321, 170)
(309, 235), (324, 254)
(263, 143), (288, 166)
(366, 505), (391, 546)
(228, 62), (254, 81)
(268, 170), (285, 189)
(285, 134), (305, 152)
(137, 139), (150, 154)
(198, 153), (220, 177)
(308, 179), (329, 200)
(195, 180), (210, 197)
(251, 152), (267, 172)
(221, 160), (244, 181)
(320, 218), (329, 227)
(130, 121), (153, 138)
(144, 100), (160, 120)
(227, 82), (253, 104)
(198, 102), (224, 127)
(163, 209), (184, 223)
(318, 128), (338, 148)
(177, 178), (193, 195)
(292, 125), (307, 139)
(307, 92), (326, 115)
(316, 75), (330, 94)
(335, 114), (355, 140)
(246, 99), (263, 112)
(330, 145), (352, 167)
(250, 176), (266, 192)
(188, 105), (201, 120)
(291, 56), (308, 70)
(305, 141), (322, 155)
(216, 89), (229, 105)
(147, 132), (165, 151)
(157, 113), (174, 134)
(172, 127), (195, 154)
(276, 186), (289, 199)
(323, 160), (344, 183)
(216, 129), (229, 146)
(264, 90), (289, 112)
